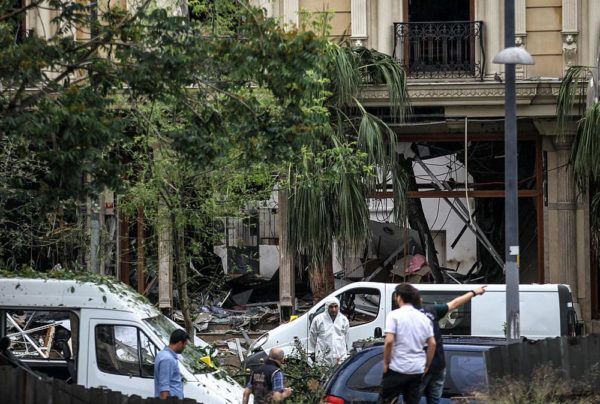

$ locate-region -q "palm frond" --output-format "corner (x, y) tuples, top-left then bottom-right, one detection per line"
(327, 44), (359, 106)
(287, 148), (334, 268)
(556, 65), (590, 135)
(591, 192), (600, 232)
(354, 47), (410, 122)
(572, 102), (600, 192)
(332, 169), (370, 260)
(356, 111), (398, 186)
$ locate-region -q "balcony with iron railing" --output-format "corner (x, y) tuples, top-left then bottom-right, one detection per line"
(393, 21), (485, 80)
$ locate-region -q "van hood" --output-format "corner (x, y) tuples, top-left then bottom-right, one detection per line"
(186, 371), (247, 403)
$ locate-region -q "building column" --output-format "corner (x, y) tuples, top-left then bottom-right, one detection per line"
(553, 134), (578, 298)
(481, 0), (503, 79)
(351, 0), (368, 46)
(252, 0), (275, 17)
(562, 0), (579, 71)
(376, 0), (395, 56)
(282, 0), (299, 28)
(586, 0), (600, 68)
(278, 189), (295, 319)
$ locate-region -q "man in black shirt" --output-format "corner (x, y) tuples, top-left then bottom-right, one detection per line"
(417, 286), (487, 404)
(242, 347), (293, 403)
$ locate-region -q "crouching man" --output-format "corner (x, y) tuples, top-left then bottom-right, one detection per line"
(243, 347), (293, 403)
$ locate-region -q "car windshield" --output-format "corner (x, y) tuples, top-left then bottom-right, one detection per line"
(143, 315), (209, 374)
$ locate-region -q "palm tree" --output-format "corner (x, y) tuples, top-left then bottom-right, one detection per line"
(286, 44), (412, 301)
(556, 65), (600, 230)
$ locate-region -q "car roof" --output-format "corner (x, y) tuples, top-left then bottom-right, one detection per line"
(0, 277), (159, 318)
(354, 336), (506, 351)
(442, 336), (508, 347)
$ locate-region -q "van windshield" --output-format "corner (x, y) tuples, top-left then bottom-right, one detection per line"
(143, 315), (209, 374)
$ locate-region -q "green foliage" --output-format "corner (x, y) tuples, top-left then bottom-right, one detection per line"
(572, 103), (600, 193)
(557, 66), (600, 232)
(556, 65), (590, 136)
(0, 0), (335, 271)
(286, 43), (410, 281)
(281, 337), (336, 404)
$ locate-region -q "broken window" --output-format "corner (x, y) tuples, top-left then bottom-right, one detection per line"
(312, 288), (382, 328)
(423, 292), (471, 336)
(3, 309), (78, 381)
(390, 291), (471, 335)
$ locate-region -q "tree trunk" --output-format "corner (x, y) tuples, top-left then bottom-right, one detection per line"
(399, 159), (444, 283)
(173, 217), (194, 342)
(310, 253), (335, 303)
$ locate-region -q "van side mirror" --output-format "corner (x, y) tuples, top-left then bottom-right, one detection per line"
(309, 313), (315, 323)
(374, 327), (382, 338)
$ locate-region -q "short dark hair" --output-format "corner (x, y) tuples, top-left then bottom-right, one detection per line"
(169, 329), (189, 345)
(395, 283), (419, 305)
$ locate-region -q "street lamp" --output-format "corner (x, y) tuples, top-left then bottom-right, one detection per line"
(492, 0), (535, 343)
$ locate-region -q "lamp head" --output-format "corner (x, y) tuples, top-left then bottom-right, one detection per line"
(493, 47), (535, 65)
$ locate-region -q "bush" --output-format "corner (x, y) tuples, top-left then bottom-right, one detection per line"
(474, 364), (600, 404)
(280, 337), (336, 404)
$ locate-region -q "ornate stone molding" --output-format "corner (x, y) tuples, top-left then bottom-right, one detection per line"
(562, 33), (579, 70)
(361, 81), (562, 105)
(534, 118), (577, 149)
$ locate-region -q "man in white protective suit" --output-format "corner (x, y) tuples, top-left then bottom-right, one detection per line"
(308, 296), (350, 365)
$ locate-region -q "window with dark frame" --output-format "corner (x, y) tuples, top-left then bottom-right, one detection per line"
(95, 324), (158, 378)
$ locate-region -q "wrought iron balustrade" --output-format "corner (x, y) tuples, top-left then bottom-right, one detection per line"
(393, 21), (485, 80)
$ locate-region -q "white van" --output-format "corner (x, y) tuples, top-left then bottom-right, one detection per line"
(246, 282), (578, 364)
(0, 277), (245, 403)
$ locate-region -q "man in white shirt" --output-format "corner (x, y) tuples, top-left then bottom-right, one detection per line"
(309, 296), (350, 365)
(380, 283), (436, 404)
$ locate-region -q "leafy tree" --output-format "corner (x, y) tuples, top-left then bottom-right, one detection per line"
(0, 0), (333, 275)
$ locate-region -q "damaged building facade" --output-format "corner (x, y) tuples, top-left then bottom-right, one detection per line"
(250, 0), (600, 333)
(14, 0), (600, 334)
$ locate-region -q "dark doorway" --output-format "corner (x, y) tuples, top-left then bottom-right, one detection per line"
(408, 0), (471, 22)
(398, 0), (481, 78)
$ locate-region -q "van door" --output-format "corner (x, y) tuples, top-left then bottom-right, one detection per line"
(87, 319), (159, 398)
(308, 286), (386, 352)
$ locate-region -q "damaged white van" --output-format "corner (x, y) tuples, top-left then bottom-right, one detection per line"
(246, 282), (579, 367)
(0, 276), (244, 403)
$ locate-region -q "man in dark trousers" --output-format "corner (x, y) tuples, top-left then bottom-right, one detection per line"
(154, 329), (189, 399)
(417, 285), (487, 404)
(242, 347), (293, 403)
(380, 283), (436, 404)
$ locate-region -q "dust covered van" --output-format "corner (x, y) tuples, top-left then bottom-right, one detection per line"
(246, 281), (579, 370)
(0, 275), (247, 403)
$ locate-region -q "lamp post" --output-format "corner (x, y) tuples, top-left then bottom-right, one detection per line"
(492, 0), (534, 343)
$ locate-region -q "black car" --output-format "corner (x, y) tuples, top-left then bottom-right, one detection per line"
(323, 338), (504, 404)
